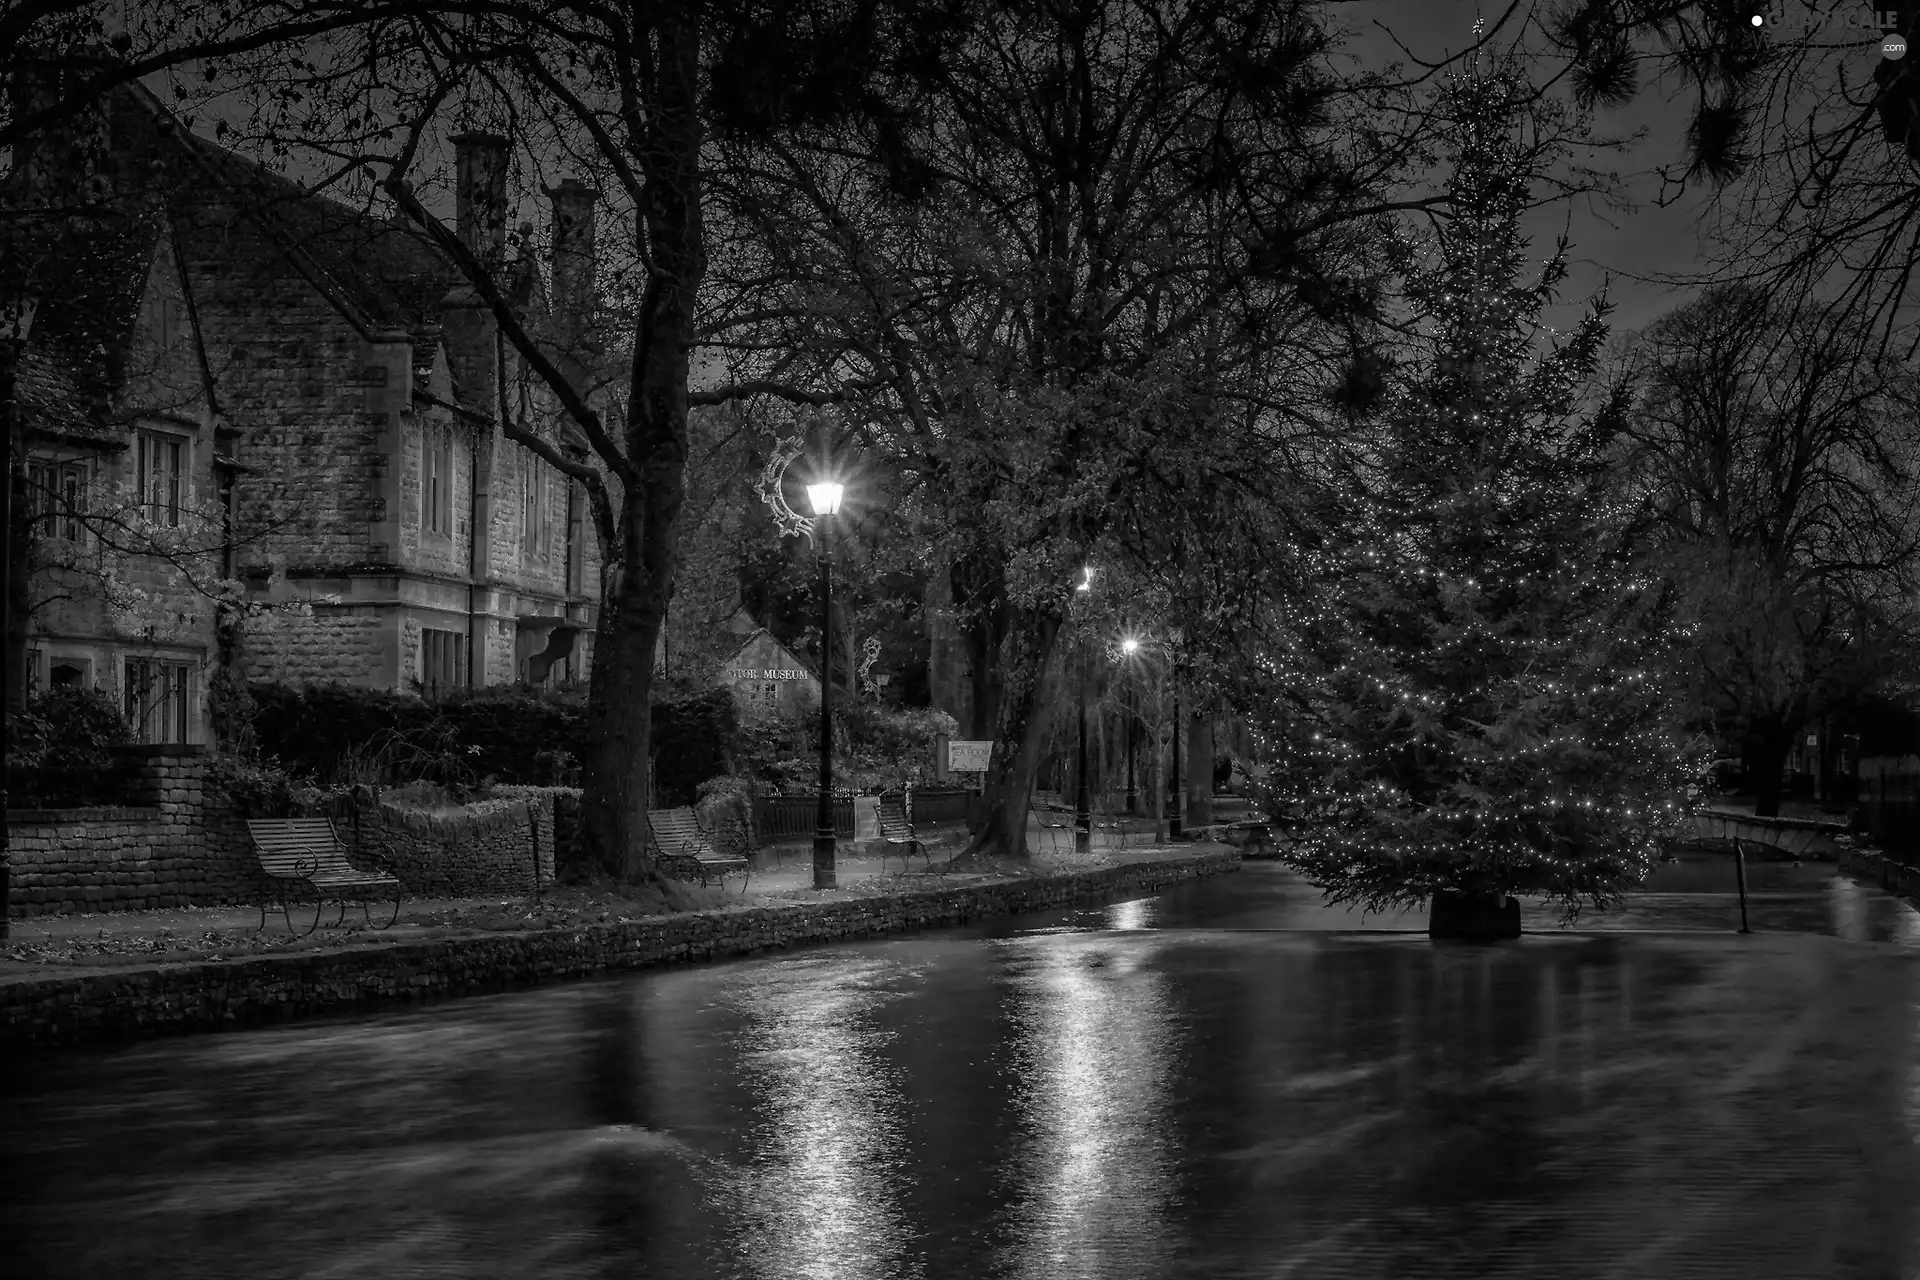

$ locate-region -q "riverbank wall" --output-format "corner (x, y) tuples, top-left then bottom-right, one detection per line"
(0, 848), (1240, 1054)
(1837, 842), (1920, 901)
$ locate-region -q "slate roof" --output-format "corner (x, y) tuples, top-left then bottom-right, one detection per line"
(5, 205), (169, 444)
(167, 127), (458, 339)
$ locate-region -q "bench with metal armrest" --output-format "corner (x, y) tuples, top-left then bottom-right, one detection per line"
(647, 806), (750, 892)
(877, 792), (934, 872)
(247, 818), (403, 936)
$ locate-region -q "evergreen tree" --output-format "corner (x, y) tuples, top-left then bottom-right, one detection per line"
(1259, 63), (1705, 924)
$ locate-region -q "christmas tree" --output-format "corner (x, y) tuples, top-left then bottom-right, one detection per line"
(1261, 64), (1704, 932)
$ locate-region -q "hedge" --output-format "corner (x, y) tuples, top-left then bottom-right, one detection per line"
(248, 681), (737, 796)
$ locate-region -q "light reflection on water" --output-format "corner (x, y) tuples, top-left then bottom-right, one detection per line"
(1000, 935), (1177, 1279)
(724, 955), (914, 1280)
(4, 864), (1920, 1279)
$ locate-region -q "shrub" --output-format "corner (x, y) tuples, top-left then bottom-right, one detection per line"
(205, 752), (301, 818)
(8, 688), (134, 769)
(329, 723), (482, 795)
(247, 680), (739, 799)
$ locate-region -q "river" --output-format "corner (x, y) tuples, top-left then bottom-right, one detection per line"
(4, 858), (1919, 1279)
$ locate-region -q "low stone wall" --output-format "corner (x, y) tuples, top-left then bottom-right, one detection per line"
(9, 771), (566, 917)
(0, 848), (1240, 1053)
(1837, 843), (1920, 899)
(8, 749), (261, 915)
(300, 788), (558, 896)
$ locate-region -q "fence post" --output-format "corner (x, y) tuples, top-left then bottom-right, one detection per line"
(1733, 837), (1751, 934)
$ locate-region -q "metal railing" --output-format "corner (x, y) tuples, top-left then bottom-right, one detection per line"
(754, 794), (855, 841)
(906, 787), (974, 825)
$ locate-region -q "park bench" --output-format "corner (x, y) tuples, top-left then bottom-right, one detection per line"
(1030, 800), (1080, 854)
(246, 817), (403, 936)
(648, 806), (750, 892)
(877, 792), (932, 872)
(1029, 800), (1155, 854)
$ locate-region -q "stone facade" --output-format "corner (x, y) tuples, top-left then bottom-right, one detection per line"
(720, 628), (823, 721)
(0, 848), (1241, 1051)
(10, 76), (608, 729)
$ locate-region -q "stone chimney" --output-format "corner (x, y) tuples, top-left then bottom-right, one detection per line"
(451, 131), (509, 267)
(440, 133), (509, 436)
(545, 178), (599, 333)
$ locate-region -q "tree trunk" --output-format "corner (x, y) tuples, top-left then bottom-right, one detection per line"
(925, 542), (969, 725)
(959, 608), (1065, 860)
(1746, 716), (1797, 819)
(576, 561), (669, 881)
(1185, 707), (1214, 830)
(572, 7), (704, 884)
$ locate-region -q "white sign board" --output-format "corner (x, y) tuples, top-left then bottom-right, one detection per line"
(948, 740), (994, 772)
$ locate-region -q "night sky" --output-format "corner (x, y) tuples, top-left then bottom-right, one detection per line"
(1353, 2), (1885, 336)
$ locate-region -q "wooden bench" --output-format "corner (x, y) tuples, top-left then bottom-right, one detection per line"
(877, 792), (932, 872)
(648, 806), (750, 892)
(247, 818), (403, 936)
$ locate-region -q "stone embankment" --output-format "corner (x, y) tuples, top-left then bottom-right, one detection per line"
(0, 848), (1239, 1054)
(1837, 843), (1920, 901)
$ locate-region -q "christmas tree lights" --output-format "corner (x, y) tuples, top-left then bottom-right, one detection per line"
(1253, 61), (1706, 922)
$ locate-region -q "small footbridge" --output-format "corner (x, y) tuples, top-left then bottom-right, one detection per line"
(1682, 808), (1851, 859)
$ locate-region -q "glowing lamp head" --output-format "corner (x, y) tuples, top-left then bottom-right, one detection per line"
(806, 481), (844, 517)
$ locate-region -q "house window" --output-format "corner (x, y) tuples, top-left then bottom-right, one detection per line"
(424, 424), (453, 536)
(27, 459), (88, 541)
(124, 658), (192, 745)
(135, 431), (185, 527)
(520, 447), (549, 560)
(49, 658), (90, 690)
(422, 628), (466, 691)
(751, 681), (779, 716)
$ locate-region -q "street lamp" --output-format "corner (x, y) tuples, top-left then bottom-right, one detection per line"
(1120, 635), (1140, 815)
(1073, 566), (1093, 853)
(1166, 626), (1184, 841)
(806, 478), (844, 890)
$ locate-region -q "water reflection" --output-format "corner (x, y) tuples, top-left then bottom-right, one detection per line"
(1831, 874), (1871, 942)
(1000, 935), (1178, 1279)
(724, 955), (915, 1280)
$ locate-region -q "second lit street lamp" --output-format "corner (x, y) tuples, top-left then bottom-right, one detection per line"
(807, 476), (844, 891)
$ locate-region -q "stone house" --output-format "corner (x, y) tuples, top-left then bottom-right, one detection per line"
(720, 629), (823, 721)
(7, 69), (609, 741)
(12, 199), (226, 742)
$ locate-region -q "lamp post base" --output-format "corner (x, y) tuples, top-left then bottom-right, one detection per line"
(812, 832), (838, 890)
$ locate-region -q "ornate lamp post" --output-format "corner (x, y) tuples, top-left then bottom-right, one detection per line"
(1120, 635), (1139, 815)
(805, 478), (844, 890)
(1167, 625), (1184, 841)
(1073, 565), (1093, 853)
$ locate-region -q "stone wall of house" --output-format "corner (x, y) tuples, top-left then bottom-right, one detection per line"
(243, 608), (388, 686)
(188, 224), (384, 572)
(7, 748), (258, 915)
